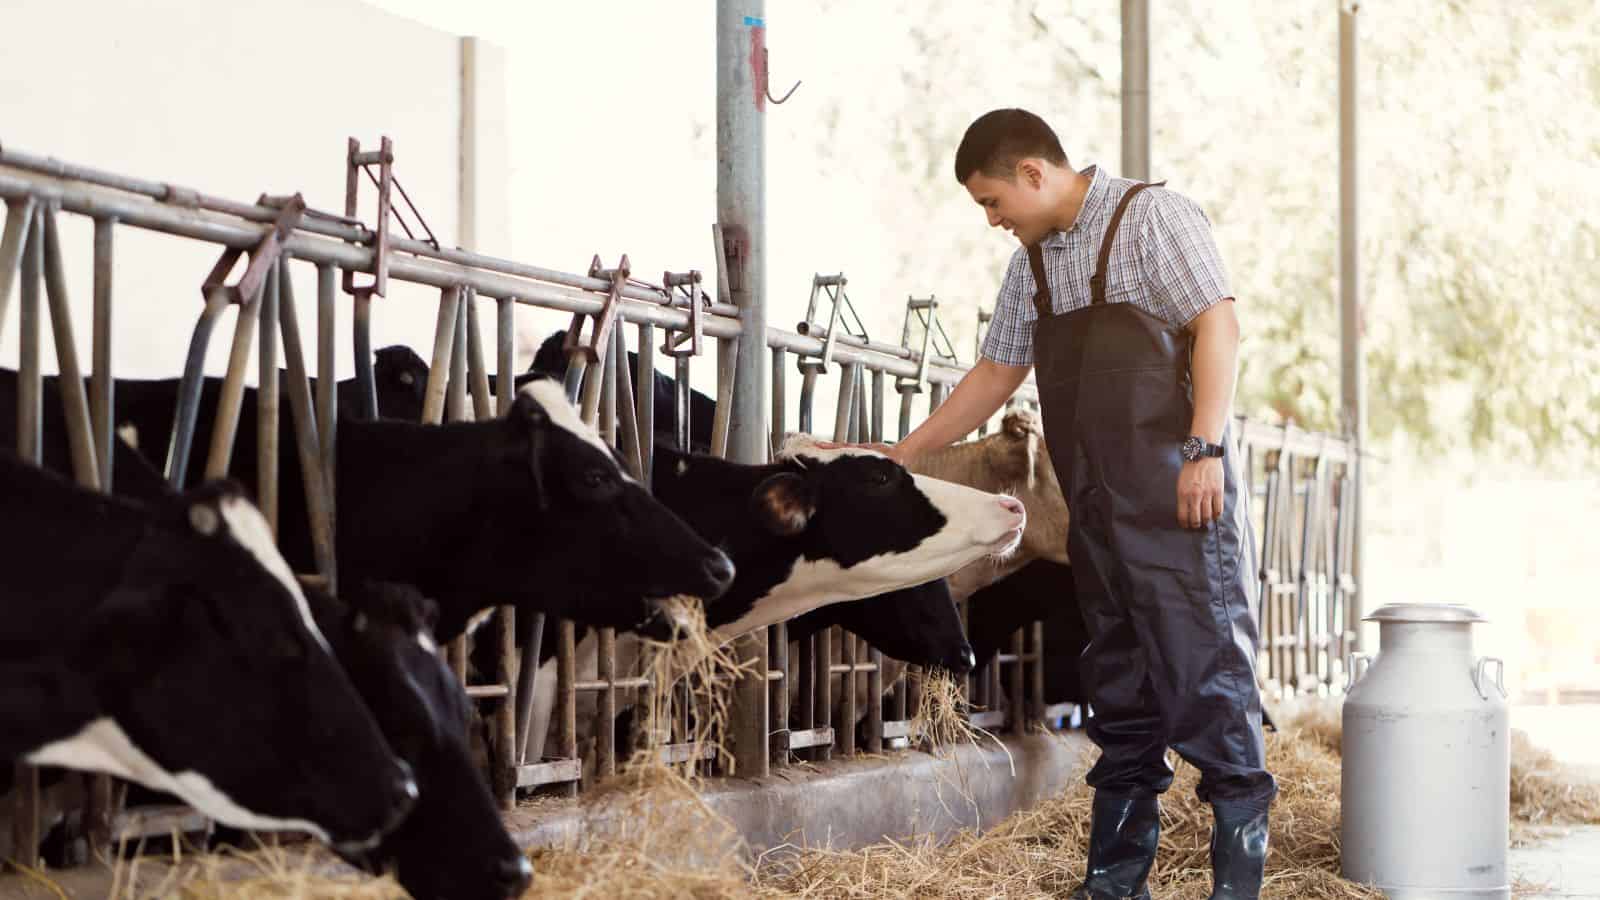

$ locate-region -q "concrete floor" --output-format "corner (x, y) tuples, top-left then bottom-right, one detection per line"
(1512, 826), (1600, 898)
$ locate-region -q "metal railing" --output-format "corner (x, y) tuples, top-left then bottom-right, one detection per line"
(0, 143), (1359, 871)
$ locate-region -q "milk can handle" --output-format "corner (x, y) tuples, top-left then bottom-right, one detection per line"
(1473, 656), (1507, 700)
(1345, 653), (1372, 691)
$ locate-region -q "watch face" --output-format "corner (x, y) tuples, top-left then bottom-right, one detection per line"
(1182, 436), (1203, 461)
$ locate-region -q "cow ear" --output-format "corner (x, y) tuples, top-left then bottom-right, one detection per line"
(1001, 410), (1039, 440)
(751, 472), (815, 537)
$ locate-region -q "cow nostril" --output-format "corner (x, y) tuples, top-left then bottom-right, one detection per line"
(999, 496), (1025, 518)
(703, 552), (735, 589)
(501, 855), (534, 893)
(955, 646), (976, 674)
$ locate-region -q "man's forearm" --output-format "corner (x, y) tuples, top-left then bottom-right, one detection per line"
(1188, 301), (1240, 444)
(896, 358), (1033, 459)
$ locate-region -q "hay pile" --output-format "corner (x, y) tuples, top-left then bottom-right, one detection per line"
(757, 725), (1379, 900)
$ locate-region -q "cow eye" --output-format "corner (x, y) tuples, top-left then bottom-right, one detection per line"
(870, 470), (891, 488)
(584, 469), (608, 488)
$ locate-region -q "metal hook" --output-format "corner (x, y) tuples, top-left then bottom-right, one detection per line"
(763, 47), (800, 105)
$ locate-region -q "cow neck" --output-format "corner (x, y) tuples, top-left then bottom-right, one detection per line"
(332, 417), (494, 586)
(650, 450), (792, 545)
(0, 461), (148, 644)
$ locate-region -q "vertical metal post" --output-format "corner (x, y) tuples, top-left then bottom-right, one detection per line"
(493, 297), (518, 808)
(635, 322), (655, 483)
(165, 290), (229, 487)
(557, 620), (578, 797)
(277, 259), (336, 583)
(12, 208), (42, 866)
(257, 263), (281, 536)
(421, 287), (461, 425)
(91, 218), (115, 491)
(770, 347), (786, 457)
(0, 196), (39, 342)
(202, 280), (262, 481)
(720, 0), (770, 777)
(352, 291), (379, 420)
(16, 209), (43, 462)
(612, 329), (643, 480)
(465, 292), (494, 421)
(316, 264), (338, 545)
(447, 295), (469, 426)
(870, 368), (885, 443)
(1339, 0), (1366, 648)
(1121, 0), (1150, 181)
(41, 207), (99, 489)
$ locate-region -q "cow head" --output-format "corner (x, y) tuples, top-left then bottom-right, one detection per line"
(311, 581), (531, 900)
(36, 482), (417, 855)
(372, 345), (431, 422)
(791, 579), (975, 674)
(451, 378), (734, 638)
(922, 409), (1068, 567)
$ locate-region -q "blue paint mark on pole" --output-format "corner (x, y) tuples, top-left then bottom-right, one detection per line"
(743, 15), (764, 27)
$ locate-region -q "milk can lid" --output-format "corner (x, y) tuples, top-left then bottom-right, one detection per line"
(1363, 602), (1487, 624)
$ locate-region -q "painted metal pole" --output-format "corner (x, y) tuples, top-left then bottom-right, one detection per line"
(719, 0), (770, 778)
(0, 196), (38, 354)
(277, 259), (337, 583)
(1339, 0), (1366, 647)
(42, 207), (100, 489)
(91, 218), (115, 491)
(16, 209), (42, 463)
(1121, 0), (1150, 181)
(257, 263), (281, 536)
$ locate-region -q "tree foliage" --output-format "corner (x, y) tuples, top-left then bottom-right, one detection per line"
(803, 0), (1599, 470)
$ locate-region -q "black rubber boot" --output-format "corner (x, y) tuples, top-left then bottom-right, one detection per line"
(1069, 789), (1160, 900)
(1207, 802), (1269, 899)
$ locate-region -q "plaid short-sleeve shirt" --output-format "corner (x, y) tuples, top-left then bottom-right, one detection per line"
(980, 165), (1233, 367)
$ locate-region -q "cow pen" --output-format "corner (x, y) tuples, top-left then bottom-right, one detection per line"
(0, 132), (1359, 878)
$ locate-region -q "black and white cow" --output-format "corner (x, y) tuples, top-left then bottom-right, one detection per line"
(785, 578), (975, 675)
(524, 436), (1024, 760)
(35, 372), (736, 641)
(1, 423), (530, 898)
(0, 451), (418, 856)
(305, 579), (531, 900)
(530, 329), (715, 452)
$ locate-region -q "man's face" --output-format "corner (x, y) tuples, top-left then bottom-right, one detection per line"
(965, 162), (1051, 246)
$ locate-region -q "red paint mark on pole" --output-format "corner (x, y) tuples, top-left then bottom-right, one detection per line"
(749, 23), (767, 112)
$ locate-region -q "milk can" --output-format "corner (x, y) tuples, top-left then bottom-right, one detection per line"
(1341, 603), (1510, 898)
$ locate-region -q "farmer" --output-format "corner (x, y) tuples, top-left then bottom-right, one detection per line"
(831, 108), (1275, 898)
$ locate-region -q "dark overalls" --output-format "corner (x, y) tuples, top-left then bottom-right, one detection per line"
(1028, 183), (1275, 899)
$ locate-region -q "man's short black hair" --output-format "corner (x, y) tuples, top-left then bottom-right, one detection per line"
(953, 109), (1070, 184)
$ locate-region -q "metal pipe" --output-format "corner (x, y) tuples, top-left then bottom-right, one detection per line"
(600, 333), (618, 446)
(352, 291), (378, 420)
(203, 279), (261, 481)
(447, 295), (469, 424)
(165, 289), (229, 486)
(257, 263), (281, 535)
(839, 632), (857, 755)
(770, 347), (786, 458)
(0, 145), (742, 314)
(798, 365), (818, 435)
(421, 287), (460, 425)
(1009, 627), (1026, 736)
(1121, 0), (1151, 181)
(612, 328), (643, 481)
(277, 259), (336, 582)
(635, 323), (655, 484)
(1339, 0), (1366, 645)
(17, 208), (41, 462)
(769, 621), (789, 764)
(598, 626), (617, 779)
(870, 368), (884, 443)
(674, 356), (691, 452)
(832, 363), (856, 441)
(580, 336), (607, 425)
(557, 619), (578, 797)
(496, 297), (515, 416)
(91, 217), (114, 490)
(41, 206), (100, 488)
(514, 612), (546, 766)
(0, 195), (38, 351)
(866, 646), (884, 753)
(711, 336), (737, 459)
(494, 604), (516, 809)
(897, 387), (914, 440)
(465, 291), (494, 421)
(316, 263), (337, 546)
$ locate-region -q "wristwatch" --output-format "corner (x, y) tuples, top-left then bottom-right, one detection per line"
(1181, 435), (1225, 462)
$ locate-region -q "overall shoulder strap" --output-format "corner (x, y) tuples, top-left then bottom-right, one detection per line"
(1089, 180), (1166, 305)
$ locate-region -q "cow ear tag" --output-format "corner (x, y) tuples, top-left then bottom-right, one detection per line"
(188, 503), (221, 537)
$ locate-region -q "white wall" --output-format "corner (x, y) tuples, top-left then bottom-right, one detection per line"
(0, 0), (483, 379)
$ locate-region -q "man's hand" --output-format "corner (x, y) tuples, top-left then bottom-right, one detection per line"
(812, 440), (907, 464)
(1178, 458), (1224, 528)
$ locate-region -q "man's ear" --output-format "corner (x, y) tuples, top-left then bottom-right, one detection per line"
(751, 472), (816, 537)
